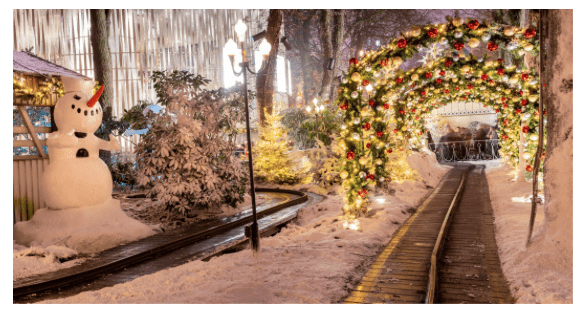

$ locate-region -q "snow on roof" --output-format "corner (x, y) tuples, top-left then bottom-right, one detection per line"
(13, 50), (90, 80)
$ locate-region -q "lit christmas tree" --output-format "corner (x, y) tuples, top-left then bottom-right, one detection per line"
(254, 109), (311, 184)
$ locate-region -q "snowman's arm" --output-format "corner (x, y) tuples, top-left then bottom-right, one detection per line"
(47, 129), (77, 148)
(98, 134), (121, 152)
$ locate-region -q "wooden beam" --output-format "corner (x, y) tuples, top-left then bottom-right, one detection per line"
(13, 139), (47, 148)
(17, 106), (47, 158)
(13, 126), (52, 134)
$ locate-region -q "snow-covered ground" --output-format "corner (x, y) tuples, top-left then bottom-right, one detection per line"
(486, 163), (573, 303)
(13, 242), (86, 281)
(39, 151), (450, 303)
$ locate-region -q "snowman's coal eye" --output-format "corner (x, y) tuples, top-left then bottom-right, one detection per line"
(73, 95), (81, 100)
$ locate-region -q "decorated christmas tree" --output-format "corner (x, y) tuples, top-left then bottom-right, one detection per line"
(254, 109), (311, 184)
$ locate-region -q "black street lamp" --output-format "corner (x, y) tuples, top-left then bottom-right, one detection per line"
(224, 20), (272, 255)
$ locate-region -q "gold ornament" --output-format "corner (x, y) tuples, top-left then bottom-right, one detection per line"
(529, 94), (538, 102)
(392, 56), (403, 68)
(518, 50), (526, 56)
(452, 78), (459, 83)
(380, 78), (387, 85)
(375, 158), (383, 165)
(524, 43), (534, 51)
(453, 17), (463, 27)
(338, 139), (347, 150)
(351, 72), (362, 82)
(468, 38), (480, 48)
(523, 153), (531, 160)
(411, 26), (422, 37)
(359, 156), (368, 165)
(504, 27), (515, 36)
(530, 135), (539, 141)
(411, 74), (419, 81)
(461, 65), (470, 73)
(401, 126), (408, 131)
(340, 170), (349, 179)
(509, 75), (519, 84)
(485, 59), (494, 67)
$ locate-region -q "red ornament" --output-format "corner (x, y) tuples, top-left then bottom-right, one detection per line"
(521, 73), (529, 81)
(524, 28), (536, 39)
(488, 79), (495, 85)
(497, 68), (505, 76)
(369, 99), (375, 106)
(363, 122), (371, 130)
(495, 109), (500, 113)
(467, 84), (473, 90)
(516, 108), (522, 114)
(376, 131), (383, 137)
(444, 89), (450, 94)
(415, 116), (420, 120)
(420, 98), (425, 102)
(503, 119), (509, 125)
(498, 58), (504, 63)
(542, 152), (545, 157)
(418, 131), (423, 136)
(420, 91), (426, 96)
(522, 126), (530, 133)
(521, 99), (528, 106)
(526, 165), (533, 172)
(481, 73), (489, 80)
(425, 72), (433, 79)
(387, 177), (392, 182)
(503, 103), (508, 108)
(397, 38), (407, 48)
(400, 110), (405, 115)
(366, 143), (371, 149)
(358, 188), (368, 198)
(380, 59), (388, 67)
(462, 96), (467, 100)
(393, 129), (398, 133)
(439, 71), (446, 77)
(428, 28), (438, 38)
(349, 58), (358, 66)
(396, 77), (403, 84)
(519, 90), (524, 95)
(347, 151), (355, 160)
(340, 103), (348, 110)
(368, 174), (375, 181)
(468, 20), (479, 30)
(362, 80), (370, 86)
(543, 110), (547, 115)
(454, 42), (464, 50)
(412, 108), (417, 113)
(454, 86), (460, 91)
(387, 149), (393, 153)
(445, 59), (453, 67)
(487, 42), (498, 51)
(383, 103), (390, 110)
(436, 78), (443, 84)
(501, 97), (507, 102)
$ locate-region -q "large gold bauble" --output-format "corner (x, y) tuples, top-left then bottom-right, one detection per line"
(494, 105), (499, 109)
(518, 49), (526, 56)
(504, 27), (515, 36)
(485, 59), (494, 67)
(351, 72), (362, 82)
(380, 78), (387, 85)
(512, 96), (519, 102)
(453, 17), (464, 27)
(358, 156), (368, 165)
(468, 38), (480, 48)
(461, 65), (470, 73)
(411, 26), (422, 37)
(338, 139), (347, 150)
(529, 94), (538, 102)
(530, 135), (539, 141)
(509, 76), (519, 84)
(411, 74), (419, 81)
(375, 158), (383, 166)
(392, 56), (403, 67)
(401, 126), (408, 131)
(452, 78), (459, 83)
(353, 168), (360, 174)
(505, 89), (512, 94)
(524, 43), (534, 51)
(340, 170), (349, 179)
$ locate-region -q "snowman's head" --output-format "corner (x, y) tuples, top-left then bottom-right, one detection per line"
(54, 77), (105, 134)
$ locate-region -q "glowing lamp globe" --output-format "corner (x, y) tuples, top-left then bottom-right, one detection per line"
(234, 19), (247, 43)
(224, 39), (238, 57)
(306, 106), (311, 113)
(259, 39), (272, 60)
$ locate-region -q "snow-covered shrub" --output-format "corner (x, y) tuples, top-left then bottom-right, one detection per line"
(304, 137), (342, 189)
(135, 71), (250, 214)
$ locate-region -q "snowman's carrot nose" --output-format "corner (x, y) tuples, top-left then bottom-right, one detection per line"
(87, 84), (104, 108)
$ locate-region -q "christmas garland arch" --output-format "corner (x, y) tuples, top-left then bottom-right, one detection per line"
(335, 16), (542, 218)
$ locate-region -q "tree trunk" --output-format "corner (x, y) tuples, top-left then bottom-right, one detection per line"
(90, 9), (114, 165)
(328, 9), (345, 101)
(256, 9), (283, 127)
(318, 9), (333, 99)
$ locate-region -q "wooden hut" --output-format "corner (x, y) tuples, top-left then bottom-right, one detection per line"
(13, 50), (91, 223)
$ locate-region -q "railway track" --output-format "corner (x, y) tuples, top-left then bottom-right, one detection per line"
(14, 188), (322, 303)
(344, 163), (514, 304)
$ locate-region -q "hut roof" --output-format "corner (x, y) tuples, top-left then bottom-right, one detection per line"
(13, 50), (90, 80)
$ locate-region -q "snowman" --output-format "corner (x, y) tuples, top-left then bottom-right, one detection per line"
(41, 76), (121, 209)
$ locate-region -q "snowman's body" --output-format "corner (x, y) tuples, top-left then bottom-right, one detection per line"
(41, 77), (120, 209)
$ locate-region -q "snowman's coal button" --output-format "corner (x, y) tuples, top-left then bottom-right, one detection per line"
(84, 110), (88, 116)
(71, 104), (75, 109)
(77, 108), (81, 113)
(76, 148), (89, 158)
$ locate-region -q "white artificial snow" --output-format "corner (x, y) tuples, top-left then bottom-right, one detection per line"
(486, 162), (572, 303)
(14, 199), (155, 255)
(13, 241), (85, 281)
(41, 151), (450, 303)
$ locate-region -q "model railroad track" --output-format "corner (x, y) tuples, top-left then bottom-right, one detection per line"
(344, 163), (514, 304)
(14, 188), (322, 303)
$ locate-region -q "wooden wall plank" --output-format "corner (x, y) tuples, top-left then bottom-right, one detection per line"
(13, 161), (21, 223)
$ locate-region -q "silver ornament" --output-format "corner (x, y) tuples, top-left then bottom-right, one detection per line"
(453, 55), (460, 62)
(373, 70), (381, 78)
(379, 177), (385, 182)
(454, 30), (463, 38)
(440, 37), (448, 45)
(352, 133), (360, 140)
(359, 172), (367, 179)
(341, 76), (349, 84)
(353, 117), (361, 124)
(365, 64), (372, 71)
(351, 91), (359, 98)
(481, 33), (491, 42)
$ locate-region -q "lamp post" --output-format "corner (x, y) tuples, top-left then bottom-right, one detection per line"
(224, 20), (271, 255)
(306, 97), (325, 143)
